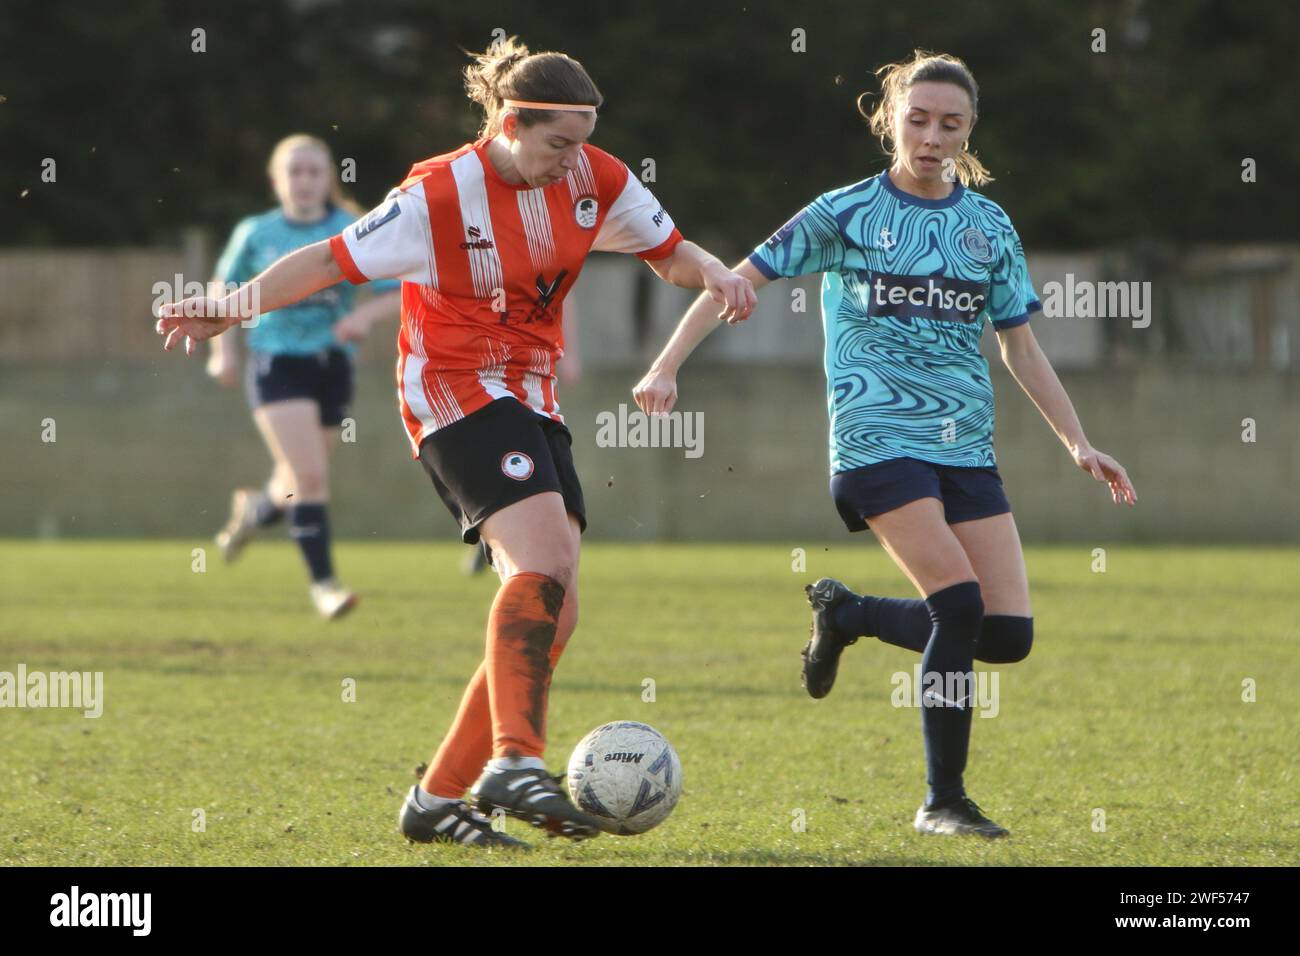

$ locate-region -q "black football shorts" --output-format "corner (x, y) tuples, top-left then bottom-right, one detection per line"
(417, 397), (587, 544)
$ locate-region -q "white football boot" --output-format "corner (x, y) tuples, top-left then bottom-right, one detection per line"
(215, 488), (268, 563)
(310, 578), (358, 620)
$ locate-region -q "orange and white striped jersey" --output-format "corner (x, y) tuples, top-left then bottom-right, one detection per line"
(329, 137), (683, 456)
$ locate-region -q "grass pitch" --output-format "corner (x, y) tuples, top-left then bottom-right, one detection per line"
(1, 540), (1296, 866)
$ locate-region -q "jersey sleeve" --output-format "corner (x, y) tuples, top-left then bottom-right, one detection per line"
(591, 164), (683, 260)
(985, 226), (1042, 330)
(329, 185), (435, 285)
(212, 216), (258, 284)
(747, 195), (846, 280)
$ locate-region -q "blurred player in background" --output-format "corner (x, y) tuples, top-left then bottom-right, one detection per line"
(156, 38), (755, 848)
(634, 51), (1135, 840)
(206, 134), (400, 618)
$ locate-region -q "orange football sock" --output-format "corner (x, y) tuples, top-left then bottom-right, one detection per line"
(420, 572), (570, 797)
(486, 571), (565, 760)
(420, 662), (492, 799)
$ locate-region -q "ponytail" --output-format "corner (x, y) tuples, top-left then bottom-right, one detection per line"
(463, 36), (602, 137)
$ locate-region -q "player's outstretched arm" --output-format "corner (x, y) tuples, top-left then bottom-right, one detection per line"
(997, 322), (1137, 506)
(645, 241), (757, 324)
(155, 239), (343, 355)
(633, 258), (769, 417)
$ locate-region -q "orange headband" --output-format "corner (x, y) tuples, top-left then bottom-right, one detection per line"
(502, 99), (597, 113)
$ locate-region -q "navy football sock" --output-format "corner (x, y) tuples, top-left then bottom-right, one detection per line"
(834, 594), (926, 646)
(837, 595), (1032, 663)
(289, 503), (334, 582)
(919, 581), (983, 807)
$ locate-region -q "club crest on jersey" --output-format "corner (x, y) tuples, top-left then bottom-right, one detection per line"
(574, 195), (599, 229)
(501, 452), (535, 481)
(960, 228), (994, 263)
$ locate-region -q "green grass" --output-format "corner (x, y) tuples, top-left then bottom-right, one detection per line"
(1, 540), (1296, 866)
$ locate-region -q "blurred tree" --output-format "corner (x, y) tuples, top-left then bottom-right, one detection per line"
(0, 0), (1295, 254)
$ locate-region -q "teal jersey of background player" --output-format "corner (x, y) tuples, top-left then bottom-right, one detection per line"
(748, 171), (1042, 474)
(213, 205), (400, 356)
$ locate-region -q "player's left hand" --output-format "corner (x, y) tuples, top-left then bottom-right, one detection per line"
(1072, 444), (1137, 505)
(333, 312), (372, 344)
(704, 265), (757, 325)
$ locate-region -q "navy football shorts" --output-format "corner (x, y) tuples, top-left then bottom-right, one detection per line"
(244, 347), (354, 427)
(830, 456), (1012, 530)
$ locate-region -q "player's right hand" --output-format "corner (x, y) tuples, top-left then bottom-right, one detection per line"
(632, 366), (678, 417)
(703, 265), (757, 325)
(155, 297), (239, 355)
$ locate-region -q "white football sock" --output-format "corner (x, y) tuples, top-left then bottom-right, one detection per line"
(413, 786), (457, 810)
(488, 756), (547, 772)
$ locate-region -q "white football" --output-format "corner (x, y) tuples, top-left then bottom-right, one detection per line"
(566, 721), (682, 835)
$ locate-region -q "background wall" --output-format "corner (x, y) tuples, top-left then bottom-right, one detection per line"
(5, 350), (1294, 543)
(2, 0), (1297, 543)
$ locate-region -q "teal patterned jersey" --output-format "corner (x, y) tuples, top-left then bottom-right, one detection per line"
(748, 171), (1041, 474)
(213, 205), (399, 356)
